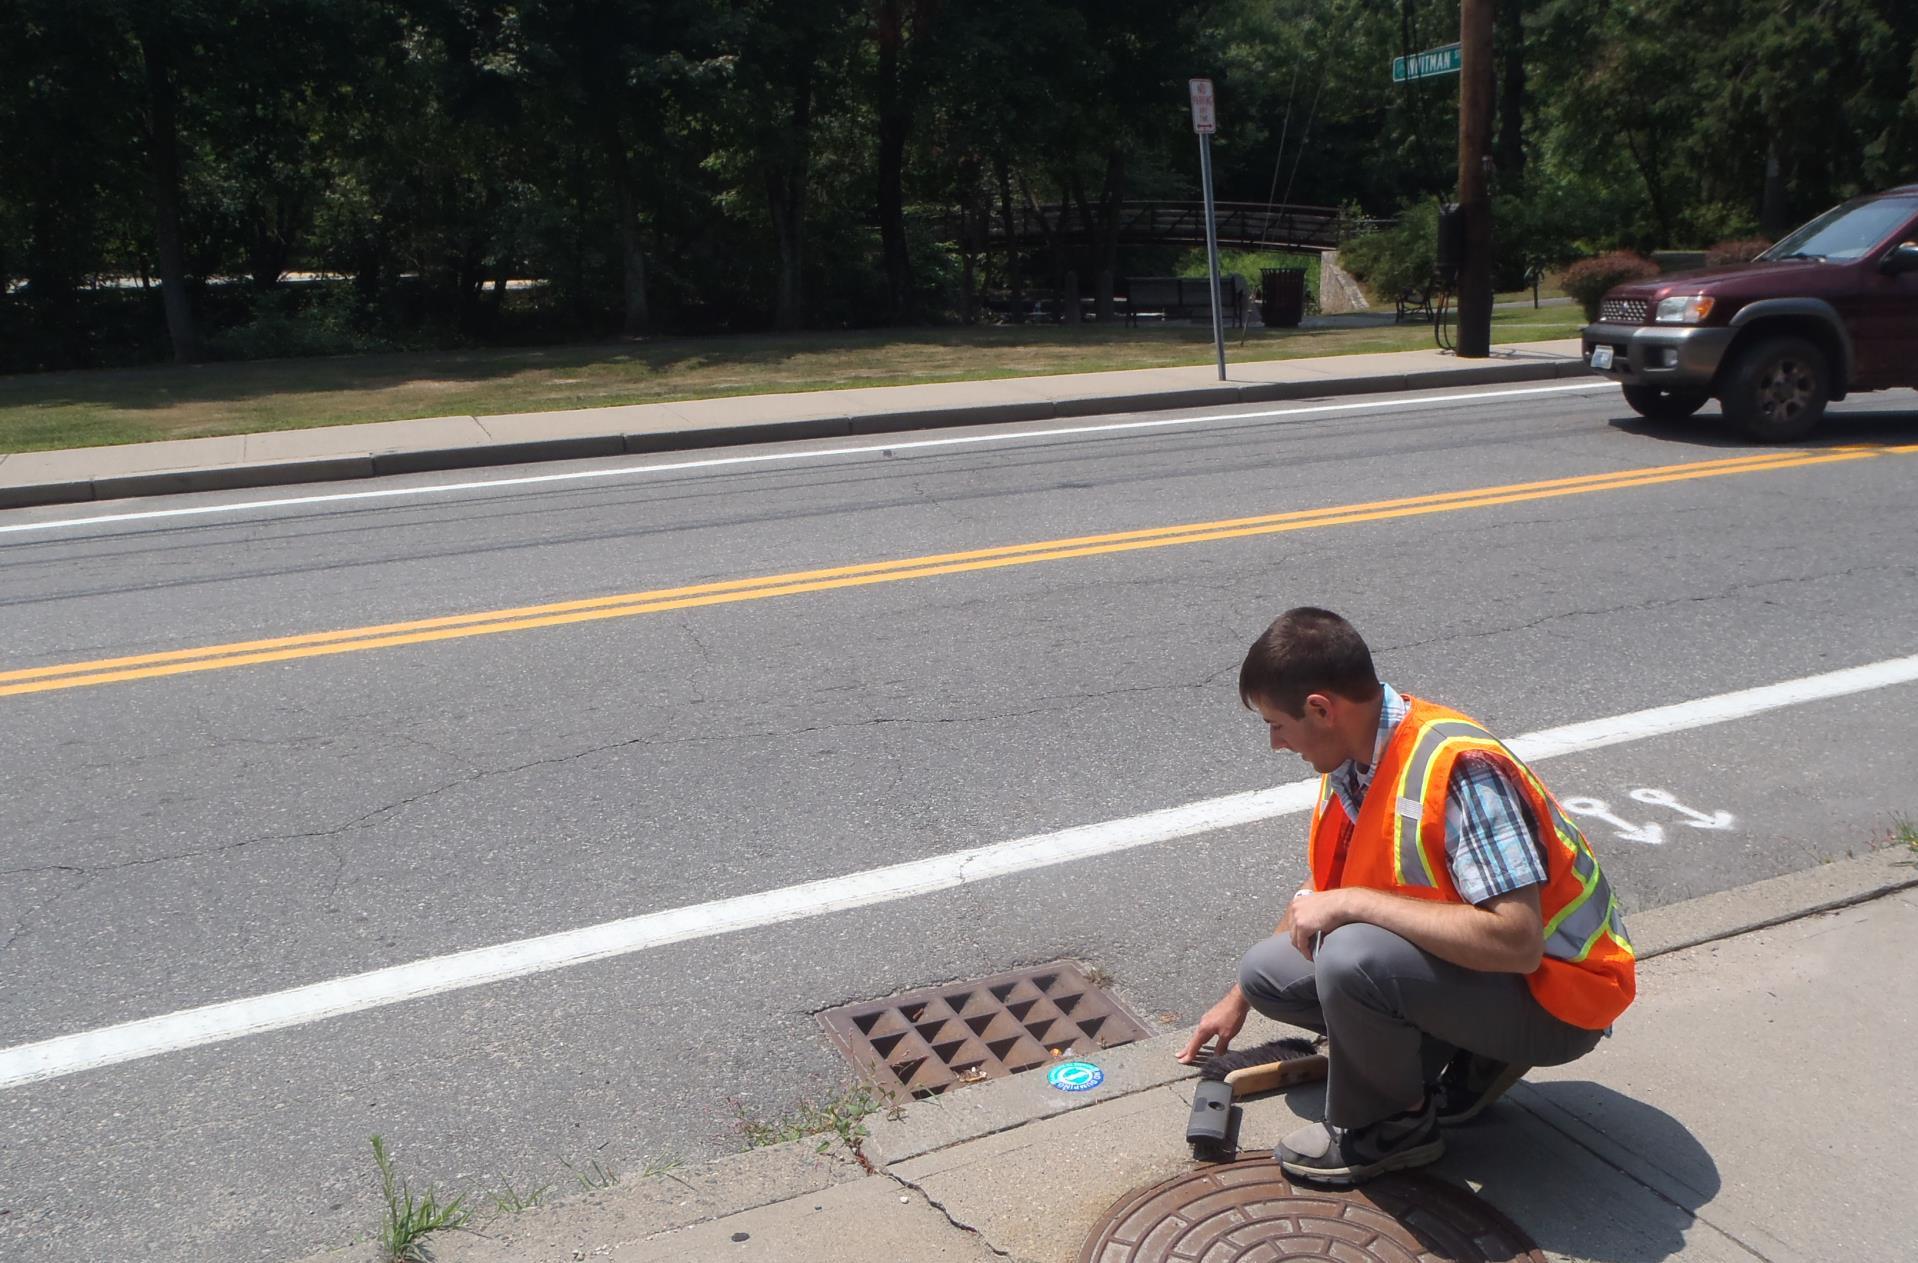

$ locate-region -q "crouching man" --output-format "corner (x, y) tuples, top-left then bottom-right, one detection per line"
(1177, 607), (1635, 1185)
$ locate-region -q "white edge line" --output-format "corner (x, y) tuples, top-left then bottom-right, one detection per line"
(0, 382), (1603, 536)
(3, 647), (1913, 1091)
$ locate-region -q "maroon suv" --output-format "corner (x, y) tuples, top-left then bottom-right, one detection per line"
(1581, 185), (1918, 440)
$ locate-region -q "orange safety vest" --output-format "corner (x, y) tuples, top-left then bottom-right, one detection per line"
(1307, 695), (1636, 1030)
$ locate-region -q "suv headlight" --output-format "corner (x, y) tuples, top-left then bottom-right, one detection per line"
(1655, 295), (1716, 324)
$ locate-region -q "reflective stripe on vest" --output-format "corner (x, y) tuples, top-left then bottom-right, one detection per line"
(1391, 719), (1495, 888)
(1392, 716), (1636, 966)
(1305, 696), (1636, 1029)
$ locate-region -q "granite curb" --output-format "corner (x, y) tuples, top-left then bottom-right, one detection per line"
(0, 356), (1593, 512)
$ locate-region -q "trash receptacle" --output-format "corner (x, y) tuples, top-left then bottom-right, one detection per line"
(1260, 267), (1306, 328)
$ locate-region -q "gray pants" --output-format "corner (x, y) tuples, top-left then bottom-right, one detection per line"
(1239, 923), (1604, 1128)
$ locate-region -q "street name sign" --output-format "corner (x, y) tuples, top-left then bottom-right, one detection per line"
(1392, 43), (1462, 82)
(1188, 78), (1216, 134)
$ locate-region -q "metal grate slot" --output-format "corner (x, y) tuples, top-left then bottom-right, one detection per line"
(819, 961), (1154, 1098)
(1599, 296), (1650, 324)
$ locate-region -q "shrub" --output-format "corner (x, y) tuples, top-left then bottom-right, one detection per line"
(206, 284), (395, 360)
(1561, 252), (1661, 320)
(1339, 201), (1440, 301)
(1705, 238), (1773, 266)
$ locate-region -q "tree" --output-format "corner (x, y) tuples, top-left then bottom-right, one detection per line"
(131, 12), (201, 361)
(870, 0), (936, 318)
(721, 0), (863, 330)
(6, 0), (1918, 364)
(1704, 0), (1906, 235)
(514, 0), (725, 336)
(0, 2), (148, 367)
(1532, 0), (1708, 245)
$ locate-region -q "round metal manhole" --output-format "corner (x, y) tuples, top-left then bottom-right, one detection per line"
(1079, 1155), (1546, 1263)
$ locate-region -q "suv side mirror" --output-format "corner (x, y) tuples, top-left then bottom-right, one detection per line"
(1883, 242), (1918, 275)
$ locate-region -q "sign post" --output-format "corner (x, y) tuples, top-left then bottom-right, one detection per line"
(1188, 78), (1227, 381)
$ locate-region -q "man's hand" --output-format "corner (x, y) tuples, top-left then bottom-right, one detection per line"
(1175, 986), (1250, 1064)
(1272, 886), (1317, 945)
(1286, 888), (1359, 959)
(1285, 885), (1548, 974)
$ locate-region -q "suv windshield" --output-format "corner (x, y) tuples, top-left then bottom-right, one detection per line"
(1765, 196), (1918, 261)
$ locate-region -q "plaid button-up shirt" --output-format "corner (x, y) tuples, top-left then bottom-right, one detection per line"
(1328, 684), (1549, 905)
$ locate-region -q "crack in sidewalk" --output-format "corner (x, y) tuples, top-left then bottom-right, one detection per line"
(883, 1169), (1015, 1260)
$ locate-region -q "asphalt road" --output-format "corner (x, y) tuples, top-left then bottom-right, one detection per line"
(3, 383), (1916, 1262)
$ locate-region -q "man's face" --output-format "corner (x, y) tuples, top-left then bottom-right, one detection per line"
(1252, 693), (1345, 774)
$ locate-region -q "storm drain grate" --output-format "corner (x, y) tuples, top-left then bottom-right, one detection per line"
(819, 961), (1153, 1098)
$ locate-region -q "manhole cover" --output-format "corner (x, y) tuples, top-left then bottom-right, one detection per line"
(1079, 1155), (1545, 1263)
(819, 961), (1152, 1098)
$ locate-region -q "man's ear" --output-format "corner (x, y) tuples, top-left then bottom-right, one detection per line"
(1302, 692), (1334, 722)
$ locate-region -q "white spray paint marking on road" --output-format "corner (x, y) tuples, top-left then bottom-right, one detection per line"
(0, 382), (1606, 537)
(4, 647), (1914, 1091)
(1630, 786), (1736, 830)
(1562, 797), (1666, 845)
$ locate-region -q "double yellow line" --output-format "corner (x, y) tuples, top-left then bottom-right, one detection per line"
(4, 443), (1909, 699)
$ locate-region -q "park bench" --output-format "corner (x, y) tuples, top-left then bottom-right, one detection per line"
(1395, 280), (1439, 323)
(1123, 276), (1245, 327)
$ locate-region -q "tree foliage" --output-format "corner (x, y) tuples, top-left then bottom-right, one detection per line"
(2, 0), (1914, 370)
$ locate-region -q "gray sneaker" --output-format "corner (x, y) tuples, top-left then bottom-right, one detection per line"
(1275, 1098), (1443, 1186)
(1434, 1053), (1528, 1126)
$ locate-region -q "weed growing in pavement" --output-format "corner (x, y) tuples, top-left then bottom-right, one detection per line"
(371, 1135), (470, 1263)
(730, 1083), (903, 1168)
(480, 1177), (555, 1215)
(561, 1156), (621, 1191)
(471, 1154), (676, 1224)
(1894, 815), (1918, 864)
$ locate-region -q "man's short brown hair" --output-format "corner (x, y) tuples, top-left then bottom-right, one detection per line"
(1238, 608), (1382, 716)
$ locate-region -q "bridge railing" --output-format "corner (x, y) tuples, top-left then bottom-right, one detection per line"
(925, 201), (1391, 251)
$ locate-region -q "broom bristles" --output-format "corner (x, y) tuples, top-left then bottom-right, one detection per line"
(1197, 1036), (1320, 1081)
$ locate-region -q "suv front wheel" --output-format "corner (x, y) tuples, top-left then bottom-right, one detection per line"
(1621, 385), (1709, 422)
(1719, 335), (1829, 442)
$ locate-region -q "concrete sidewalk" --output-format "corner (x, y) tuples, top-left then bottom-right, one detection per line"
(0, 339), (1592, 511)
(301, 847), (1915, 1263)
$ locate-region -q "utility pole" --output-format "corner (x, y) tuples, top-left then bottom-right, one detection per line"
(1456, 0), (1494, 357)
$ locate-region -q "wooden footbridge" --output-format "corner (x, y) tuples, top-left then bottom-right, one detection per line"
(933, 201), (1384, 253)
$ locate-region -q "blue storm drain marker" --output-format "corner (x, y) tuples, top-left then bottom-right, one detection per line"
(1048, 1060), (1106, 1092)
